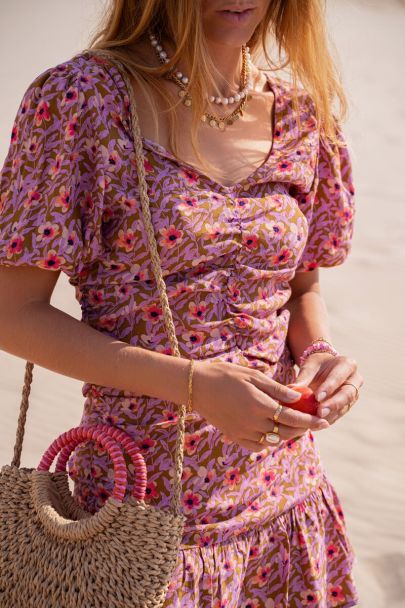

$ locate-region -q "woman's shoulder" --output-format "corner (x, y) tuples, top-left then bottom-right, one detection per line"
(18, 50), (129, 122)
(265, 71), (317, 120)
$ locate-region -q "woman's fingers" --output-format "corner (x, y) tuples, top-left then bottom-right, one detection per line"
(317, 371), (363, 418)
(314, 355), (358, 402)
(249, 383), (329, 431)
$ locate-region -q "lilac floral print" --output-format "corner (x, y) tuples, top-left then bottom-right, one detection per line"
(0, 51), (359, 607)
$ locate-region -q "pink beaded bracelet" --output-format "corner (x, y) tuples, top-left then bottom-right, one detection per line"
(298, 340), (339, 367)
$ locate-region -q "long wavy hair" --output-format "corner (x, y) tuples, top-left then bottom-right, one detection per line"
(85, 0), (348, 173)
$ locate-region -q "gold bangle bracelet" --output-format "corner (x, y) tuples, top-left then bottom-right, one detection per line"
(187, 359), (194, 414)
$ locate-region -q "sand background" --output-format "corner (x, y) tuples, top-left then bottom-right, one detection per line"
(1, 1), (404, 606)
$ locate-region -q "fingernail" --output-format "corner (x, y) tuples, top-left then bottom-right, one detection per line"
(285, 390), (301, 401)
(318, 420), (329, 429)
(317, 391), (327, 402)
(320, 407), (330, 417)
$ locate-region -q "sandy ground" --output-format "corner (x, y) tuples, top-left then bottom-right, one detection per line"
(0, 1), (404, 606)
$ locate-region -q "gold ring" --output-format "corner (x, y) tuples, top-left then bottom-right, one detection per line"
(273, 404), (283, 422)
(265, 431), (280, 444)
(342, 382), (359, 401)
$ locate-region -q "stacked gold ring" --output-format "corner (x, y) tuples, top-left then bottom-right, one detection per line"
(259, 403), (284, 445)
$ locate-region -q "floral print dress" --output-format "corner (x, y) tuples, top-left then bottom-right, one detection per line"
(0, 51), (359, 607)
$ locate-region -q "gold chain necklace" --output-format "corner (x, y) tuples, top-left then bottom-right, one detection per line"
(149, 31), (253, 130)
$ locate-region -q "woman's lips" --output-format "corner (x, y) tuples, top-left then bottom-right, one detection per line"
(217, 8), (255, 24)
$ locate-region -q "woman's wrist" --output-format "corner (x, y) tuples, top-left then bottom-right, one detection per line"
(298, 338), (339, 367)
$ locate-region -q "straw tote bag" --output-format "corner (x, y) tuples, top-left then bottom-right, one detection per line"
(0, 50), (190, 608)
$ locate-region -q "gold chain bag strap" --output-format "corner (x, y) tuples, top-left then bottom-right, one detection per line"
(0, 49), (188, 608)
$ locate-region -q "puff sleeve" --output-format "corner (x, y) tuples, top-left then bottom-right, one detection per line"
(294, 120), (356, 272)
(0, 62), (105, 285)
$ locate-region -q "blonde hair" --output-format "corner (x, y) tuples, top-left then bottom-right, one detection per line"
(85, 0), (348, 173)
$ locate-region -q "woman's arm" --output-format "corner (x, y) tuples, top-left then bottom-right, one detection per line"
(283, 268), (334, 365)
(0, 265), (191, 406)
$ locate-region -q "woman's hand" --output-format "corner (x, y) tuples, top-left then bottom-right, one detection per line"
(292, 352), (364, 424)
(191, 360), (330, 452)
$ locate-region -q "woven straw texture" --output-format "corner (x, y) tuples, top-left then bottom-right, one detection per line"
(0, 48), (189, 607)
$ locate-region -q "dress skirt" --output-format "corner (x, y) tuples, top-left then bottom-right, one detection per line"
(68, 383), (360, 608)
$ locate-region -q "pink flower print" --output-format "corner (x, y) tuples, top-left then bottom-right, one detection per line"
(143, 480), (159, 501)
(227, 280), (240, 302)
(303, 116), (317, 129)
(203, 221), (223, 242)
(267, 220), (286, 238)
(65, 113), (79, 141)
(273, 126), (284, 140)
(172, 281), (194, 297)
(36, 221), (60, 243)
(48, 153), (64, 180)
(188, 300), (208, 321)
(308, 430), (314, 442)
(129, 263), (147, 281)
(180, 466), (193, 482)
(222, 558), (234, 573)
(326, 177), (342, 195)
(182, 329), (205, 348)
(235, 197), (250, 208)
(22, 188), (40, 210)
(89, 463), (104, 479)
(95, 482), (111, 504)
(6, 233), (24, 258)
(286, 438), (300, 452)
(307, 465), (317, 479)
(198, 514), (215, 525)
(322, 232), (343, 255)
(184, 432), (201, 455)
(179, 167), (199, 184)
(117, 228), (136, 252)
(115, 283), (130, 298)
(269, 484), (281, 498)
(34, 99), (50, 127)
(153, 408), (179, 429)
(103, 260), (126, 272)
(277, 160), (293, 172)
(11, 123), (19, 145)
(144, 158), (154, 173)
(326, 542), (340, 560)
(177, 194), (199, 214)
(134, 437), (155, 461)
(234, 313), (253, 329)
(107, 149), (121, 172)
(37, 249), (65, 271)
(88, 289), (105, 306)
(260, 469), (276, 487)
(62, 85), (79, 106)
(242, 233), (259, 250)
(119, 195), (138, 211)
(182, 489), (202, 513)
(197, 534), (213, 549)
(272, 247), (292, 266)
(337, 205), (354, 226)
(301, 260), (318, 272)
(349, 182), (355, 195)
(327, 584), (345, 606)
(213, 599), (228, 608)
(197, 466), (216, 485)
(142, 302), (163, 323)
(242, 600), (261, 608)
(98, 314), (117, 331)
(52, 184), (71, 213)
(300, 589), (321, 606)
(248, 501), (261, 513)
(212, 326), (232, 342)
(81, 191), (96, 212)
(159, 224), (184, 249)
(248, 545), (260, 560)
(252, 565), (271, 587)
(224, 467), (241, 489)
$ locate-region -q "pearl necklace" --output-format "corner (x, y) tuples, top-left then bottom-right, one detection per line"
(148, 29), (254, 130)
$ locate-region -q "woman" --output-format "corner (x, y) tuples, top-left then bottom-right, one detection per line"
(0, 0), (363, 606)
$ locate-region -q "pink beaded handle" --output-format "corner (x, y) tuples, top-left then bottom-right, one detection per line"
(37, 426), (130, 502)
(55, 424), (147, 501)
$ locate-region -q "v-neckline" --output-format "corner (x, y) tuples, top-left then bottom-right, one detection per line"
(140, 71), (278, 193)
(83, 51), (279, 193)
